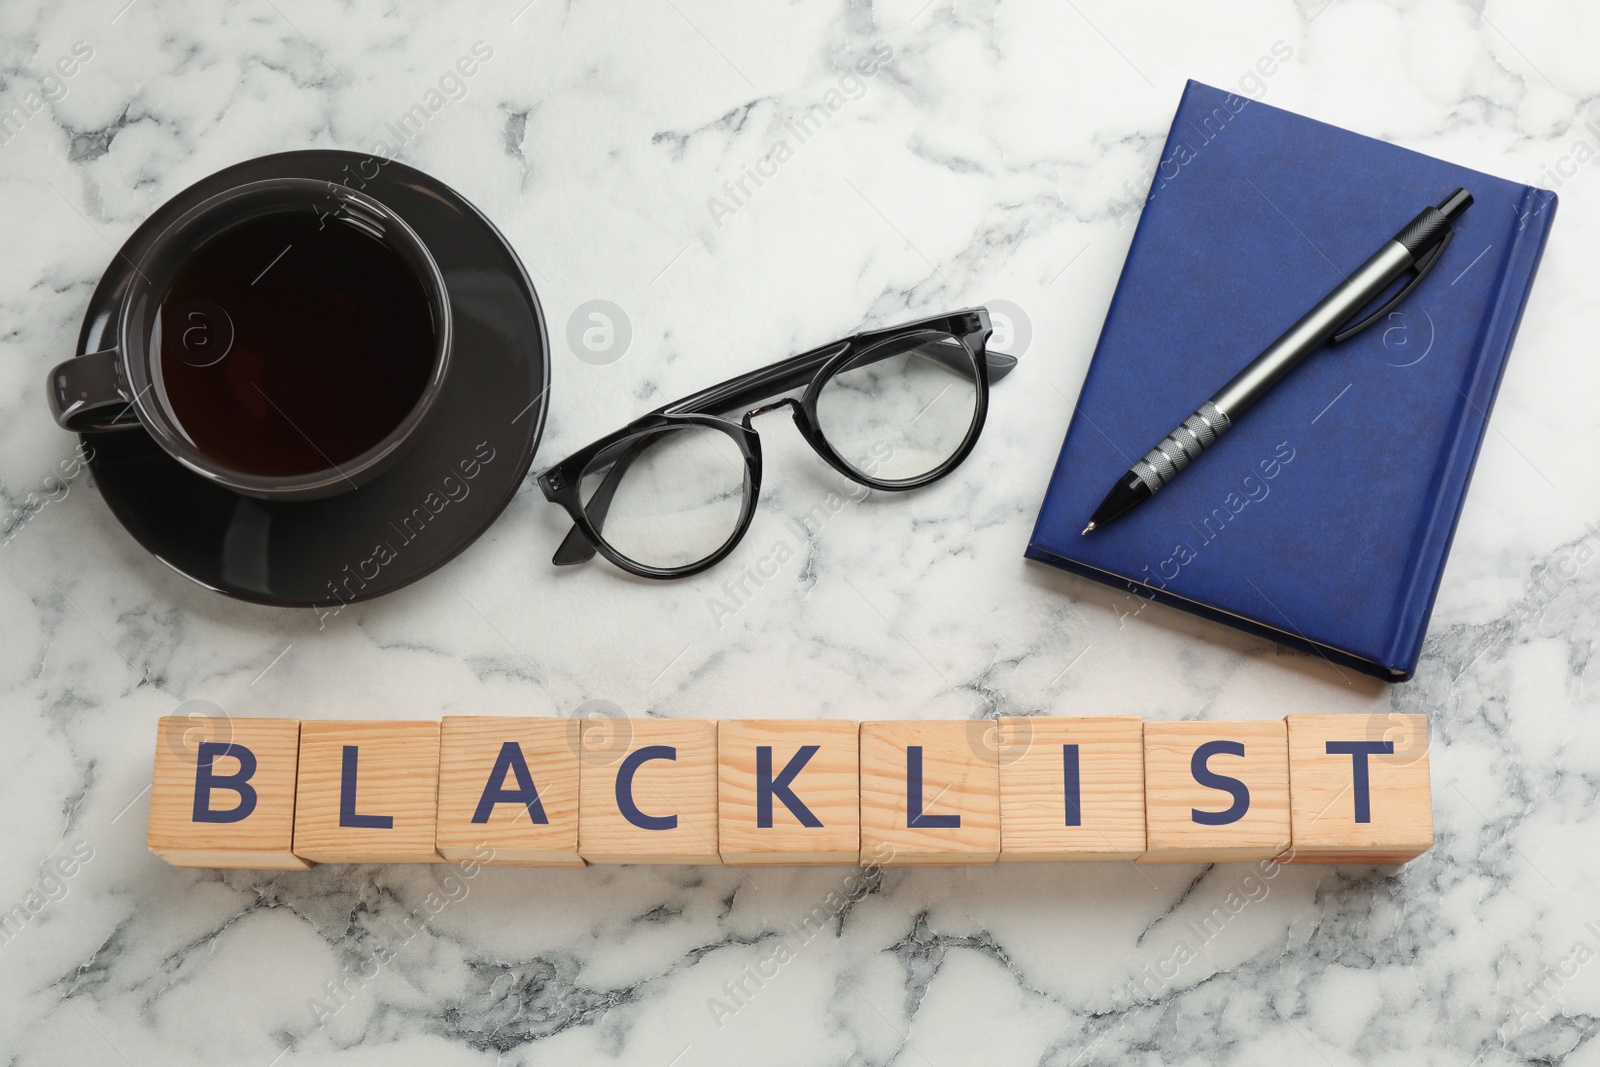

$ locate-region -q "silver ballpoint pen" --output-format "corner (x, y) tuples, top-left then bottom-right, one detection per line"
(1083, 187), (1474, 534)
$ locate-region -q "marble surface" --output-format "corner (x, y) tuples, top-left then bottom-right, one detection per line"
(1, 0), (1598, 1063)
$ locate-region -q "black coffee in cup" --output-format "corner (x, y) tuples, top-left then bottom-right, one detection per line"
(153, 210), (437, 479)
(49, 178), (453, 501)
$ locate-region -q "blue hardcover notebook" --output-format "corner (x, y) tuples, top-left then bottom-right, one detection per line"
(1027, 81), (1556, 681)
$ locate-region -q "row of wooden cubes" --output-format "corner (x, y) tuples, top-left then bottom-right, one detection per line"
(148, 715), (1432, 869)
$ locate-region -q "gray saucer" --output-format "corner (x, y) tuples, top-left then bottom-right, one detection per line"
(75, 150), (549, 607)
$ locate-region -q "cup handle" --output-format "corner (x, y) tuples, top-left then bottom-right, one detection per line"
(47, 348), (141, 432)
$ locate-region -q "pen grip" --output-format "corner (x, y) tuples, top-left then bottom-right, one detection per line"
(1131, 402), (1232, 495)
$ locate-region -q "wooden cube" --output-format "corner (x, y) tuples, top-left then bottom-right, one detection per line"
(998, 716), (1145, 861)
(436, 717), (584, 867)
(717, 720), (859, 865)
(859, 720), (1000, 866)
(293, 721), (442, 864)
(149, 716), (310, 869)
(578, 719), (718, 864)
(1141, 720), (1289, 864)
(1281, 714), (1433, 864)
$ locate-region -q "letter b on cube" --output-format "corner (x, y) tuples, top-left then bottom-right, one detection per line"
(148, 716), (309, 869)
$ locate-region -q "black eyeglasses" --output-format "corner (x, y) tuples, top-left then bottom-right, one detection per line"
(537, 307), (1015, 579)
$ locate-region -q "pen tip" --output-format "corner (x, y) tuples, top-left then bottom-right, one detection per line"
(1081, 522), (1096, 535)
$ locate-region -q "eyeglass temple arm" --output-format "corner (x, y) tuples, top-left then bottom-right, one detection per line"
(984, 350), (1017, 382)
(907, 346), (1017, 384)
(553, 525), (598, 566)
(552, 439), (651, 565)
(666, 341), (1016, 419)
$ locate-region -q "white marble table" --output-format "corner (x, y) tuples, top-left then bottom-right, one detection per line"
(2, 1), (1596, 1063)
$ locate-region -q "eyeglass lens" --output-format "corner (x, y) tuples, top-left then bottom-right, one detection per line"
(580, 425), (748, 571)
(813, 331), (979, 483)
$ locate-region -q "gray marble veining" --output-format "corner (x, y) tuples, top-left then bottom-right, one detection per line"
(1, 0), (1597, 1063)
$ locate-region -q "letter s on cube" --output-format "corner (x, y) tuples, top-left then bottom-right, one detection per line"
(1140, 720), (1290, 864)
(148, 717), (310, 869)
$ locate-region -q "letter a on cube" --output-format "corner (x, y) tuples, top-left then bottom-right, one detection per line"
(149, 716), (309, 869)
(436, 717), (584, 867)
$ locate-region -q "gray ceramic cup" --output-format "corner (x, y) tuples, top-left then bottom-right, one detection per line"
(46, 178), (453, 501)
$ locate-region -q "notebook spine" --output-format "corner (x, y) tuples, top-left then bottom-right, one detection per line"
(1384, 184), (1558, 675)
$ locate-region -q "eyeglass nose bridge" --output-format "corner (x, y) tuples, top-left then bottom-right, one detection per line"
(740, 396), (802, 430)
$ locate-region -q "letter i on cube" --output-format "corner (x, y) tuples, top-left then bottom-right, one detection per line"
(998, 716), (1146, 861)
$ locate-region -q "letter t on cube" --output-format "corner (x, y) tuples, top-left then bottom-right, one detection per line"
(1282, 714), (1432, 864)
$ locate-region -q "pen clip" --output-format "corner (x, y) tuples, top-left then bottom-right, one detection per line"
(1330, 228), (1454, 344)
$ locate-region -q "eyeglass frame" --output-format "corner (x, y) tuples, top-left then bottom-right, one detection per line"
(536, 306), (1015, 580)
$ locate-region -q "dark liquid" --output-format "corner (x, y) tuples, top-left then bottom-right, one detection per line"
(156, 210), (436, 478)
